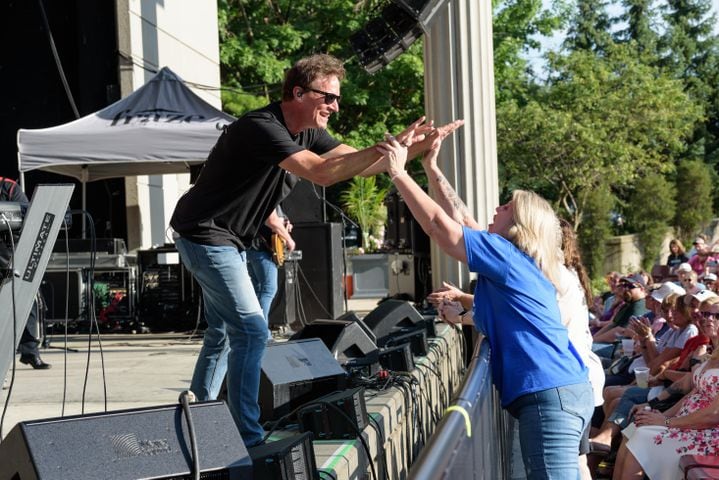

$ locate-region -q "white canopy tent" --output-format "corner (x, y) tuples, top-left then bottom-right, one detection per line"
(17, 67), (235, 232)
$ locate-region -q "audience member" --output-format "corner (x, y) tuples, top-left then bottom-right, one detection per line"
(613, 294), (719, 478)
(383, 132), (592, 478)
(592, 274), (649, 346)
(667, 238), (689, 272)
(688, 236), (718, 277)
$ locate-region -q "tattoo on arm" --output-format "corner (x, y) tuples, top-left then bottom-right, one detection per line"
(434, 173), (471, 224)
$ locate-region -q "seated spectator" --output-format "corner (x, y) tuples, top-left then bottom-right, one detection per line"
(667, 238), (689, 273)
(591, 272), (625, 333)
(688, 236), (718, 277)
(590, 293), (703, 452)
(677, 265), (705, 294)
(592, 274), (649, 346)
(613, 294), (719, 478)
(703, 272), (718, 293)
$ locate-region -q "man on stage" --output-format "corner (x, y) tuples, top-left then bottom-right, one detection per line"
(170, 53), (459, 447)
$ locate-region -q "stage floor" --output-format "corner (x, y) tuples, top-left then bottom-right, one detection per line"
(0, 296), (385, 440)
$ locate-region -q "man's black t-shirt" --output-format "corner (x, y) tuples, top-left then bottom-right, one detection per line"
(170, 102), (340, 250)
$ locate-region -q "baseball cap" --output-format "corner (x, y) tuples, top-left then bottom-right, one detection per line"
(694, 237), (706, 246)
(704, 273), (718, 283)
(691, 289), (718, 304)
(620, 273), (647, 290)
(650, 282), (686, 302)
(676, 263), (693, 273)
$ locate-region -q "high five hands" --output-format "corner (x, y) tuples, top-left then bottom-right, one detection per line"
(379, 118), (465, 177)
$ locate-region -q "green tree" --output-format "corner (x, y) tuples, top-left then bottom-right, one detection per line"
(217, 0), (425, 148)
(563, 0), (615, 53)
(498, 44), (702, 229)
(660, 0), (719, 165)
(674, 160), (715, 242)
(492, 0), (568, 104)
(625, 173), (676, 270)
(614, 0), (660, 60)
(578, 184), (615, 278)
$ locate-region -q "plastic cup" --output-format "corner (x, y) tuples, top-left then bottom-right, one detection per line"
(621, 338), (635, 356)
(635, 367), (650, 388)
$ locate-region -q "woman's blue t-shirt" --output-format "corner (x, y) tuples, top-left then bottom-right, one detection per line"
(463, 227), (588, 407)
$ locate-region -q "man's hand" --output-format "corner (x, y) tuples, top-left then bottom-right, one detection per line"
(396, 116), (432, 147)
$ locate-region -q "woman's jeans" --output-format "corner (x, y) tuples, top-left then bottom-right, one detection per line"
(175, 237), (267, 447)
(246, 249), (278, 340)
(507, 382), (593, 480)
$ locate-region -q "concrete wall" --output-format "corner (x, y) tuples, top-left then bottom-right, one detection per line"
(602, 219), (719, 275)
(116, 0), (221, 250)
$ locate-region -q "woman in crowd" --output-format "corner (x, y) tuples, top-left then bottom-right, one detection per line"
(666, 239), (688, 273)
(613, 296), (719, 479)
(381, 132), (592, 479)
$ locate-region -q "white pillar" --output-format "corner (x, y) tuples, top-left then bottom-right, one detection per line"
(423, 0), (499, 292)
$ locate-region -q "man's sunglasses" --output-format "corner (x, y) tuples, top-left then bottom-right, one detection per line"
(700, 311), (718, 321)
(303, 87), (341, 105)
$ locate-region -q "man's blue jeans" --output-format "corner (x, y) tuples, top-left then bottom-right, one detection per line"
(507, 382), (594, 480)
(175, 237), (267, 447)
(246, 249), (278, 340)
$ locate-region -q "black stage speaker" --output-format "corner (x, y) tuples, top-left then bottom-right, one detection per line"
(384, 327), (429, 355)
(42, 270), (84, 320)
(248, 432), (319, 480)
(385, 188), (430, 254)
(379, 343), (415, 371)
(138, 245), (201, 332)
(281, 179), (326, 223)
(291, 222), (344, 323)
(298, 387), (369, 440)
(350, 0), (449, 73)
(290, 318), (379, 365)
(259, 339), (347, 422)
(362, 299), (424, 342)
(269, 259), (298, 329)
(0, 401), (252, 480)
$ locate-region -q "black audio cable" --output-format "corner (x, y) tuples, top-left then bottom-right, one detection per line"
(179, 391), (200, 480)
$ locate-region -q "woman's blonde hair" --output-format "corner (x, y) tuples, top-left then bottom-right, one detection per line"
(506, 190), (563, 289)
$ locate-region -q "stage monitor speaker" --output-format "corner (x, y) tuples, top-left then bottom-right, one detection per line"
(379, 343), (415, 371)
(248, 432), (319, 480)
(259, 338), (347, 422)
(298, 387), (369, 441)
(291, 222), (344, 323)
(383, 327), (429, 355)
(0, 401), (252, 480)
(281, 179), (326, 223)
(290, 318), (378, 365)
(362, 299), (424, 342)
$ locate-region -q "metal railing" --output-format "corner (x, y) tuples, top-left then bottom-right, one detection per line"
(409, 338), (515, 480)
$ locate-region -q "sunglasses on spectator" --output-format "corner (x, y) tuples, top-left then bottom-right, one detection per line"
(620, 283), (640, 289)
(303, 87), (341, 105)
(700, 311), (719, 321)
